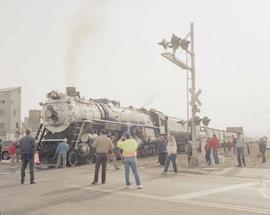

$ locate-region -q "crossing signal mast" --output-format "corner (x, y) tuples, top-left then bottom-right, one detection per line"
(158, 22), (201, 164)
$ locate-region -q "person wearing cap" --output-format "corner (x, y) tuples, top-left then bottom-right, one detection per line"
(55, 138), (69, 168)
(19, 128), (37, 184)
(91, 129), (114, 185)
(117, 132), (142, 189)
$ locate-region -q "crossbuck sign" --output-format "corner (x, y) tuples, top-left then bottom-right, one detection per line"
(189, 88), (202, 106)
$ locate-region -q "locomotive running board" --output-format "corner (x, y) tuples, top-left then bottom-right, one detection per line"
(40, 139), (66, 142)
(92, 119), (160, 129)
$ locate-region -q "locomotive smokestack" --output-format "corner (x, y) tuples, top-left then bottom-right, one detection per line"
(66, 87), (76, 97)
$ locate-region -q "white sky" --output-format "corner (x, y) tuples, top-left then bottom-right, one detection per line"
(0, 0), (270, 137)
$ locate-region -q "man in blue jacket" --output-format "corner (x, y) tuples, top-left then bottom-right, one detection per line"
(55, 138), (69, 168)
(19, 129), (36, 184)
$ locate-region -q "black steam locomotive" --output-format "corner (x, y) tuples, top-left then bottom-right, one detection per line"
(36, 87), (190, 166)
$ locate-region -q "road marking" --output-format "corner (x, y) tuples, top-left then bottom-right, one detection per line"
(259, 180), (270, 200)
(0, 171), (10, 175)
(0, 191), (21, 197)
(213, 167), (234, 176)
(67, 184), (270, 214)
(180, 199), (270, 214)
(171, 182), (259, 200)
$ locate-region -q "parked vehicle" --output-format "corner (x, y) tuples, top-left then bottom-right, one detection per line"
(1, 140), (12, 160)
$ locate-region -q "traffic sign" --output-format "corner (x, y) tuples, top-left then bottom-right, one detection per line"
(189, 88), (202, 106)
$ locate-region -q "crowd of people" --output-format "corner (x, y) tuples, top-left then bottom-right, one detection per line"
(0, 128), (269, 188)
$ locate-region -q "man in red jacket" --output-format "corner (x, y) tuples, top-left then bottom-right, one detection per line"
(209, 134), (220, 164)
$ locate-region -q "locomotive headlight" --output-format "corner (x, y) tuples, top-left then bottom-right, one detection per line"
(45, 109), (53, 118)
(80, 133), (90, 142)
(45, 106), (58, 120)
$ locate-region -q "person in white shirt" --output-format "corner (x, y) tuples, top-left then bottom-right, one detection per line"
(162, 135), (178, 174)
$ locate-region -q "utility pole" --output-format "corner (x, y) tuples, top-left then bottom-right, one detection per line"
(190, 23), (197, 154)
(186, 54), (189, 134)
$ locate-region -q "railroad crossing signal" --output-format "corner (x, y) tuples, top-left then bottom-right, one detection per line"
(202, 116), (211, 126)
(189, 88), (202, 106)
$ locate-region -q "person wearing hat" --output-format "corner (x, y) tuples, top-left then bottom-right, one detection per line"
(91, 129), (114, 185)
(117, 132), (142, 189)
(55, 138), (69, 168)
(19, 128), (37, 184)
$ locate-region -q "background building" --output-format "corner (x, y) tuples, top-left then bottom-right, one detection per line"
(28, 109), (41, 133)
(226, 127), (244, 135)
(0, 87), (21, 139)
(23, 117), (29, 129)
(23, 110), (41, 134)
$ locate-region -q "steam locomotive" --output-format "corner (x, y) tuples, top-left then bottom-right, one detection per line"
(36, 87), (189, 166)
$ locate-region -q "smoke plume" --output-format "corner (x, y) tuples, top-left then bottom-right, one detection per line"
(65, 1), (102, 87)
(142, 94), (157, 108)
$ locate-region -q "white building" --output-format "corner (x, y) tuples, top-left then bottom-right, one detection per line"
(0, 87), (21, 139)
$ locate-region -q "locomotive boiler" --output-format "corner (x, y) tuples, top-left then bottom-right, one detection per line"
(36, 87), (189, 166)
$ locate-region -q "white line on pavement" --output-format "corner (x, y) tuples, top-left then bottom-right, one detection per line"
(213, 167), (235, 176)
(180, 199), (270, 215)
(171, 182), (260, 200)
(0, 191), (21, 197)
(259, 180), (270, 200)
(67, 183), (270, 214)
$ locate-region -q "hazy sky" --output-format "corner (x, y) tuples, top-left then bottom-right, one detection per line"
(1, 0), (270, 136)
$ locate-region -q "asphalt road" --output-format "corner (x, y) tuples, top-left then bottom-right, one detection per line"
(0, 159), (270, 215)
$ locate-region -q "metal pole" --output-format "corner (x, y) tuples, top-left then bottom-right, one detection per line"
(190, 22), (197, 157)
(186, 52), (189, 134)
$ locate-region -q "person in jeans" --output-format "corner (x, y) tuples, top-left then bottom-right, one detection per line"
(55, 138), (69, 168)
(235, 132), (246, 167)
(162, 135), (177, 174)
(158, 136), (167, 166)
(117, 132), (142, 189)
(91, 129), (114, 185)
(19, 128), (37, 184)
(209, 134), (220, 164)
